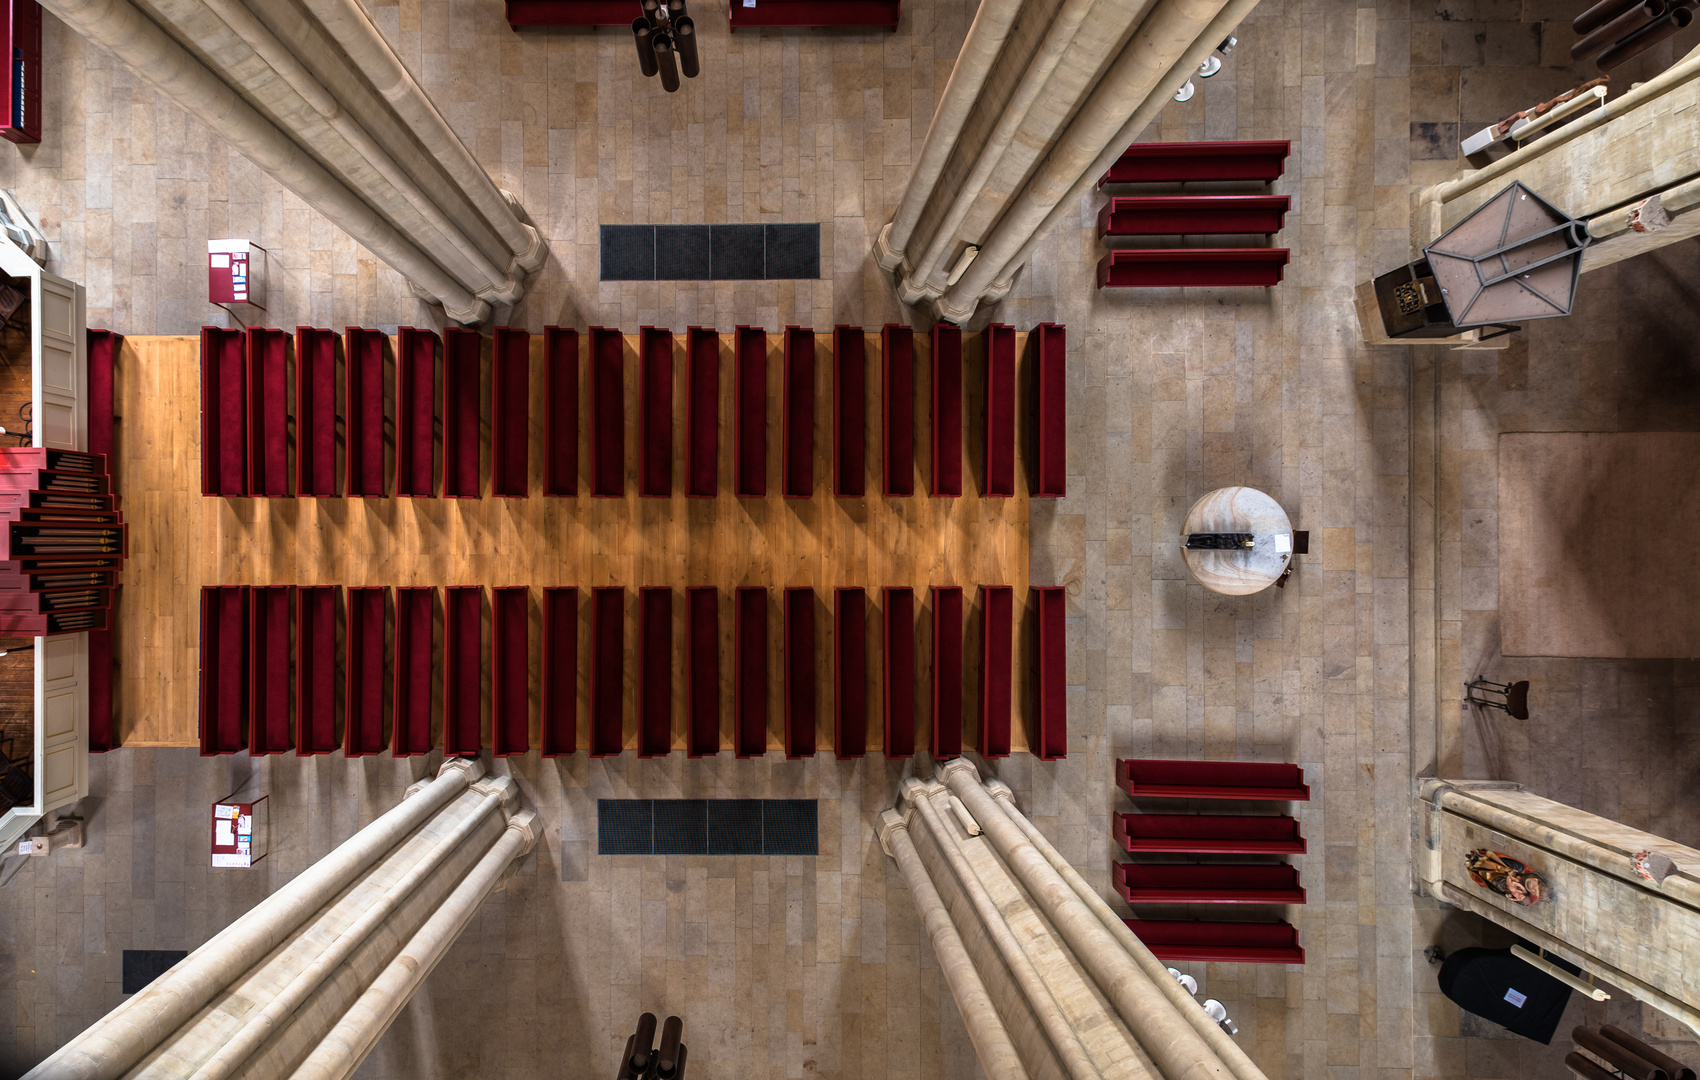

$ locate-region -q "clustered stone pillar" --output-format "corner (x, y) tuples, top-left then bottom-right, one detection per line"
(876, 0), (1262, 323)
(39, 0), (549, 324)
(24, 759), (540, 1080)
(879, 759), (1271, 1080)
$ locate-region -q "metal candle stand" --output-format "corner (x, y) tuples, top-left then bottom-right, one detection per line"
(632, 0), (700, 93)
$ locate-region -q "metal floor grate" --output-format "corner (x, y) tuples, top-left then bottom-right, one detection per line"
(598, 799), (819, 856)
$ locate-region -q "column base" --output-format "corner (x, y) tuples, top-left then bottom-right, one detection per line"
(874, 221), (907, 273)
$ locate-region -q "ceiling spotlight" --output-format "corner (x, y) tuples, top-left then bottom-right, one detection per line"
(1174, 80), (1196, 103)
(1218, 34), (1238, 54)
(1197, 55), (1223, 78)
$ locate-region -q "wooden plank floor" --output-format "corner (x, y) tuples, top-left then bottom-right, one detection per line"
(112, 331), (1031, 753)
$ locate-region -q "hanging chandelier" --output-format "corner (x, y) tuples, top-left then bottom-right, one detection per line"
(632, 0), (700, 93)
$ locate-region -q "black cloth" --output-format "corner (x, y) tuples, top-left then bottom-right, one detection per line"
(1437, 945), (1577, 1044)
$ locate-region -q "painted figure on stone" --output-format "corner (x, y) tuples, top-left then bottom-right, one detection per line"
(1466, 848), (1552, 906)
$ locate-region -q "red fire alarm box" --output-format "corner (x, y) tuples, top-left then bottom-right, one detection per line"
(208, 239), (267, 311)
(1, 1), (41, 145)
(210, 793), (269, 868)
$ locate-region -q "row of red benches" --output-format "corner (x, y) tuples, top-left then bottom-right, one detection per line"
(199, 583), (1068, 759)
(201, 322), (1068, 500)
(504, 0), (902, 30)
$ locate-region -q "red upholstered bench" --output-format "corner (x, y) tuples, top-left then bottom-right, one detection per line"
(296, 586), (340, 755)
(590, 327), (625, 498)
(443, 327), (482, 498)
(1118, 758), (1311, 801)
(591, 586), (625, 755)
(782, 327), (815, 498)
(544, 327), (579, 497)
(1032, 323), (1066, 498)
(505, 0), (638, 26)
(248, 585), (293, 754)
(1125, 919), (1306, 965)
(834, 587), (867, 758)
(199, 586), (249, 754)
(492, 328), (530, 497)
(784, 587), (816, 757)
(932, 586), (963, 758)
(1032, 585), (1067, 759)
(1097, 248), (1291, 289)
(344, 586), (389, 756)
(200, 327), (247, 496)
(883, 586), (915, 758)
(979, 585), (1013, 758)
(493, 586), (529, 756)
(931, 324), (962, 497)
(1117, 863), (1307, 905)
(295, 327), (338, 497)
(1097, 195), (1292, 237)
(729, 0), (901, 30)
(686, 586), (720, 756)
(445, 585), (483, 756)
(541, 586), (578, 756)
(983, 323), (1016, 498)
(1099, 140), (1292, 185)
(89, 627), (115, 753)
(733, 326), (768, 496)
(344, 328), (387, 498)
(639, 586), (673, 756)
(395, 328), (438, 498)
(393, 586), (436, 756)
(1114, 813), (1307, 854)
(686, 327), (719, 498)
(86, 329), (118, 466)
(640, 327), (673, 498)
(734, 586), (768, 757)
(246, 328), (289, 497)
(833, 325), (866, 497)
(881, 324), (914, 497)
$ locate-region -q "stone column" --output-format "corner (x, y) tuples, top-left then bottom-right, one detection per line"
(22, 759), (540, 1080)
(37, 0), (552, 324)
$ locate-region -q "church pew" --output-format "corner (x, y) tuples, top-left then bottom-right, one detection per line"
(199, 586), (249, 754)
(639, 586), (673, 756)
(505, 0), (640, 27)
(782, 327), (815, 498)
(931, 323), (962, 497)
(87, 329), (118, 465)
(492, 327), (530, 497)
(89, 627), (115, 752)
(1097, 194), (1292, 237)
(590, 586), (625, 755)
(395, 327), (437, 498)
(883, 586), (915, 758)
(728, 0), (901, 30)
(1117, 863), (1307, 905)
(686, 327), (719, 498)
(734, 586), (768, 757)
(443, 327), (481, 498)
(200, 327), (247, 496)
(734, 326), (767, 497)
(246, 327), (289, 497)
(295, 328), (339, 497)
(344, 586), (389, 756)
(979, 585), (1013, 758)
(882, 324), (914, 496)
(1033, 585), (1067, 759)
(640, 327), (673, 498)
(687, 586), (719, 756)
(1096, 248), (1291, 288)
(1117, 758), (1311, 801)
(1113, 813), (1307, 854)
(1033, 323), (1066, 498)
(984, 323), (1016, 498)
(1124, 920), (1306, 966)
(784, 587), (815, 758)
(1099, 139), (1292, 185)
(445, 585), (483, 756)
(248, 585), (293, 755)
(344, 328), (387, 497)
(931, 586), (963, 759)
(493, 586), (529, 756)
(834, 587), (867, 758)
(543, 327), (579, 496)
(590, 327), (625, 497)
(393, 586), (436, 756)
(296, 586), (340, 755)
(541, 586), (577, 756)
(833, 325), (866, 497)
